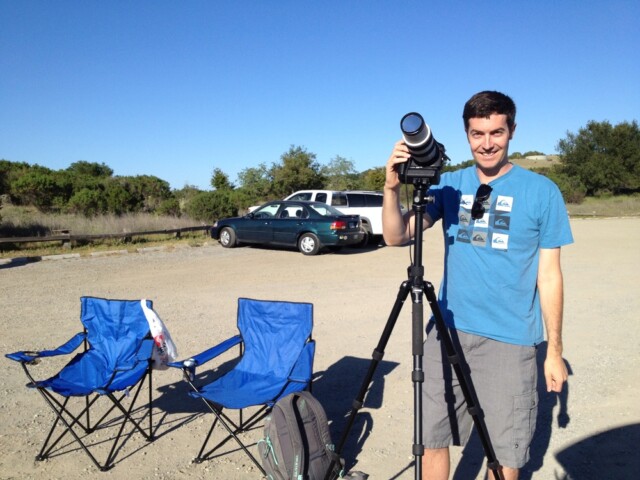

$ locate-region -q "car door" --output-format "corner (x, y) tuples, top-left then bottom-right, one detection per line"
(241, 202), (282, 243)
(271, 204), (306, 245)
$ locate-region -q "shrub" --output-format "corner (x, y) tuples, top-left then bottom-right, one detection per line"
(184, 190), (238, 222)
(541, 168), (587, 204)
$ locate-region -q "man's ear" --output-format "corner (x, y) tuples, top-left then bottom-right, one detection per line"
(509, 123), (517, 140)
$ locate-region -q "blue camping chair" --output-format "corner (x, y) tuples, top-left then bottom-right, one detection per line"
(169, 297), (315, 473)
(5, 297), (157, 471)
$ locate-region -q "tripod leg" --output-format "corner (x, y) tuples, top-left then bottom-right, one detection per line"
(325, 280), (412, 480)
(423, 280), (504, 480)
(410, 283), (426, 480)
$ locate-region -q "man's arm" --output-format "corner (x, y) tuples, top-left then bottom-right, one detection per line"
(382, 140), (433, 245)
(538, 247), (568, 392)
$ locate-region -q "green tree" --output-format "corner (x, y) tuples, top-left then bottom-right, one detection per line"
(174, 184), (202, 214)
(67, 187), (107, 216)
(156, 197), (181, 217)
(443, 160), (475, 173)
(540, 166), (587, 204)
(185, 190), (237, 222)
(66, 160), (113, 178)
(557, 120), (640, 195)
(104, 180), (136, 215)
(11, 168), (60, 209)
(211, 168), (235, 190)
(125, 175), (172, 212)
(237, 163), (273, 205)
(360, 167), (386, 191)
(0, 160), (31, 196)
(270, 146), (325, 198)
(322, 155), (359, 190)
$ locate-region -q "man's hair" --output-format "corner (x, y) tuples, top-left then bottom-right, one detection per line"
(463, 91), (516, 132)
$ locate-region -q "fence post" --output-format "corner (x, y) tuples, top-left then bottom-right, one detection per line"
(52, 229), (71, 248)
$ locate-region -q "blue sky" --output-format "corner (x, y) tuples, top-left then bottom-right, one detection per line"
(1, 1), (638, 190)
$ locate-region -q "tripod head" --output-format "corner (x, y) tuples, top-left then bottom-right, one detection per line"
(408, 179), (436, 286)
(410, 179), (436, 208)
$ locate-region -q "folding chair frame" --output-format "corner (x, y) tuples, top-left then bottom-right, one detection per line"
(170, 298), (315, 474)
(8, 321), (156, 471)
(179, 366), (308, 474)
(180, 369), (271, 472)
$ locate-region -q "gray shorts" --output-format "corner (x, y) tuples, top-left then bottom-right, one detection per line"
(422, 322), (538, 469)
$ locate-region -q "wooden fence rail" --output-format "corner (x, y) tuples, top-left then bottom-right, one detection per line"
(0, 225), (212, 245)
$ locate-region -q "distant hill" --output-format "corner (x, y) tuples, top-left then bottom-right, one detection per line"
(511, 155), (561, 170)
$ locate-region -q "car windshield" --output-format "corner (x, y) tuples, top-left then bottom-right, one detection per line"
(309, 203), (344, 216)
(253, 203), (281, 218)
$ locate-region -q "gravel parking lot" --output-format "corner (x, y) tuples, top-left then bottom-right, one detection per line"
(1, 217), (638, 479)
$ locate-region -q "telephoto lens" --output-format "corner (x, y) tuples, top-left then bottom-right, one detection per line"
(400, 112), (441, 166)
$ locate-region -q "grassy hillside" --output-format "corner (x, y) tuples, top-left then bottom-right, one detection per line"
(511, 155), (561, 170)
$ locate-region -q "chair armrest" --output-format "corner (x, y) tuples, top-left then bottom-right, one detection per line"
(167, 334), (242, 369)
(288, 340), (316, 384)
(5, 332), (86, 363)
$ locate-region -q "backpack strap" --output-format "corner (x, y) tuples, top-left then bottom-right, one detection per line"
(279, 393), (308, 479)
(295, 391), (332, 446)
(294, 391), (345, 479)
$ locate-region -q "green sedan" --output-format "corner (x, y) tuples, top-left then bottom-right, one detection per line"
(211, 200), (364, 255)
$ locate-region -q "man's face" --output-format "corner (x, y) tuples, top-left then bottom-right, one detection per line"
(466, 114), (515, 173)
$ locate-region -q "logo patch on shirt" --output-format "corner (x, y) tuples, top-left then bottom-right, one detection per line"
(491, 233), (509, 250)
(496, 195), (513, 212)
(460, 194), (473, 210)
(459, 210), (471, 226)
(493, 215), (511, 231)
(457, 229), (471, 243)
(471, 231), (488, 247)
(474, 214), (490, 228)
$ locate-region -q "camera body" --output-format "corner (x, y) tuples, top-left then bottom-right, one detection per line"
(398, 112), (447, 185)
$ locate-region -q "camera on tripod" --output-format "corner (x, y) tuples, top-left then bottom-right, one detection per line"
(398, 112), (448, 185)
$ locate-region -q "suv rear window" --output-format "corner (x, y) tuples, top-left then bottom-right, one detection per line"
(346, 194), (365, 207)
(345, 193), (383, 207)
(364, 194), (383, 207)
(289, 192), (312, 201)
(330, 193), (347, 207)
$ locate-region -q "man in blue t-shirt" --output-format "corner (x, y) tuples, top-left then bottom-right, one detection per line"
(383, 91), (573, 480)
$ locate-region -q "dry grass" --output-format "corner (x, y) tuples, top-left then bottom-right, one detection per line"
(566, 194), (640, 217)
(0, 206), (201, 235)
(0, 207), (210, 258)
(511, 155), (561, 170)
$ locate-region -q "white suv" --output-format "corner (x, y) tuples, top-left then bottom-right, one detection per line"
(284, 190), (384, 243)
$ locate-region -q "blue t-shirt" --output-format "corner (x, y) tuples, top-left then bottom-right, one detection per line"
(426, 164), (574, 346)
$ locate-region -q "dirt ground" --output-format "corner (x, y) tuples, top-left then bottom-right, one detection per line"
(1, 217), (639, 480)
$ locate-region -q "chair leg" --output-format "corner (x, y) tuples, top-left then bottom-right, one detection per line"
(103, 373), (154, 468)
(34, 388), (105, 470)
(195, 415), (220, 463)
(32, 368), (154, 471)
(194, 400), (267, 475)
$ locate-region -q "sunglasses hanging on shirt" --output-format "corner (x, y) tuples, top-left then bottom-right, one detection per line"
(471, 184), (493, 220)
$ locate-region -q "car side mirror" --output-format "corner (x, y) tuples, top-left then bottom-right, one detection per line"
(245, 212), (255, 219)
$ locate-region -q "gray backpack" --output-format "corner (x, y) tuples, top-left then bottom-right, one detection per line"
(258, 391), (344, 480)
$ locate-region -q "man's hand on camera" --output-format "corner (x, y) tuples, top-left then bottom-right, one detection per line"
(385, 140), (411, 191)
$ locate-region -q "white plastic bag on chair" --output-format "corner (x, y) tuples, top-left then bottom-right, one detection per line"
(141, 299), (178, 370)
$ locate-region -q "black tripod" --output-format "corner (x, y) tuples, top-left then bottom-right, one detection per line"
(327, 182), (504, 480)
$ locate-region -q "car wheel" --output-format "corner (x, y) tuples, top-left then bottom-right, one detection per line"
(298, 233), (321, 255)
(219, 227), (237, 248)
(356, 228), (370, 248)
